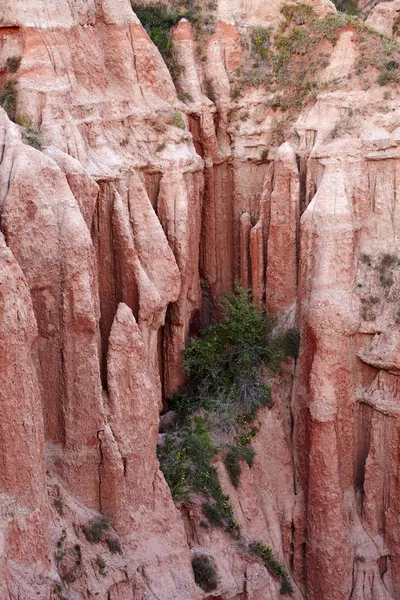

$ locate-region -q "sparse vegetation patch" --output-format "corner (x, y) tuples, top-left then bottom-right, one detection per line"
(106, 537), (123, 554)
(225, 445), (255, 487)
(231, 2), (400, 124)
(96, 555), (107, 576)
(82, 516), (110, 543)
(192, 555), (218, 592)
(6, 56), (21, 73)
(249, 541), (294, 596)
(358, 252), (400, 321)
(15, 115), (43, 150)
(331, 0), (361, 16)
(0, 79), (17, 121)
(360, 296), (380, 321)
(131, 1), (217, 81)
(379, 253), (399, 288)
(171, 110), (186, 129)
(158, 287), (298, 533)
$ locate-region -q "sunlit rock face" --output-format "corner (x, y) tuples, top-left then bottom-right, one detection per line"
(1, 0), (400, 598)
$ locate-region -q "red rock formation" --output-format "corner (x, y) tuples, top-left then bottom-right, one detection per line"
(2, 0), (400, 598)
(266, 142), (300, 317)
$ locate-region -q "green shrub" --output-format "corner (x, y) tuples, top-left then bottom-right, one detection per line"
(55, 529), (67, 563)
(171, 110), (185, 129)
(15, 116), (43, 150)
(131, 3), (181, 61)
(331, 0), (361, 16)
(280, 576), (295, 596)
(175, 287), (283, 420)
(159, 288), (295, 532)
(203, 501), (223, 527)
(378, 70), (399, 86)
(82, 516), (110, 543)
(158, 416), (218, 499)
(249, 541), (293, 596)
(277, 328), (301, 360)
(24, 130), (42, 150)
(281, 3), (314, 25)
(252, 27), (272, 60)
(159, 288), (296, 527)
(225, 446), (255, 487)
(0, 79), (17, 121)
(192, 555), (218, 592)
(131, 1), (216, 76)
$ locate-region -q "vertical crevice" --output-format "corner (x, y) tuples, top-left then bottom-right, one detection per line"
(97, 429), (104, 513)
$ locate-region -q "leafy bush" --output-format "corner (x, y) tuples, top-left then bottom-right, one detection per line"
(82, 516), (110, 543)
(249, 541), (293, 596)
(131, 1), (217, 77)
(131, 3), (181, 62)
(158, 415), (239, 534)
(158, 416), (217, 499)
(225, 445), (255, 487)
(159, 288), (296, 527)
(252, 27), (272, 60)
(203, 501), (223, 527)
(174, 287), (283, 421)
(192, 555), (218, 592)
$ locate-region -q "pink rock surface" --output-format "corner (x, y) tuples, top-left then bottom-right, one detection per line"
(1, 0), (400, 598)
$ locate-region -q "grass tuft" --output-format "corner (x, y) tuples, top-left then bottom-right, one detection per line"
(192, 555), (218, 592)
(249, 541), (294, 596)
(171, 110), (186, 129)
(96, 555), (106, 575)
(225, 445), (255, 487)
(106, 537), (123, 554)
(0, 79), (17, 121)
(82, 516), (110, 543)
(15, 116), (43, 150)
(331, 0), (361, 16)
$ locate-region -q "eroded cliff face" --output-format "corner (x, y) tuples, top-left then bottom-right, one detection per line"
(1, 0), (400, 598)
